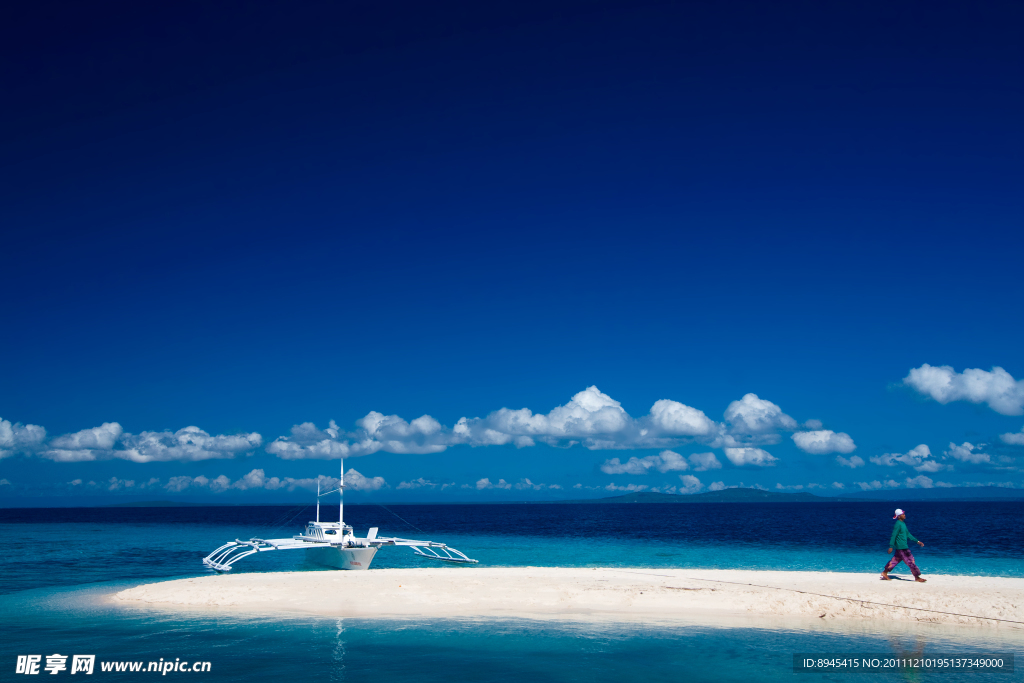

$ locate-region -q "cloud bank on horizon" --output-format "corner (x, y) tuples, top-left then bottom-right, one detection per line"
(2, 386), (850, 465)
(2, 362), (1022, 496)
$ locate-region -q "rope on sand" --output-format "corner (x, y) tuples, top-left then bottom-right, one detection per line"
(609, 569), (1024, 626)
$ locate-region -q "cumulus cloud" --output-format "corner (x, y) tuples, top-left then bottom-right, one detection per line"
(944, 442), (991, 465)
(513, 478), (563, 491)
(831, 482), (845, 489)
(397, 478), (437, 490)
(904, 364), (1024, 415)
(723, 394), (798, 435)
(343, 469), (388, 491)
(600, 450), (692, 474)
(0, 418), (47, 458)
(913, 460), (950, 473)
(118, 427), (262, 463)
(999, 427), (1024, 446)
(791, 430), (856, 455)
(647, 400), (717, 437)
(687, 452), (722, 471)
(50, 423), (123, 451)
(707, 481), (726, 491)
(905, 475), (936, 489)
(836, 455), (865, 468)
(856, 479), (901, 490)
(267, 420), (385, 460)
(605, 483), (648, 492)
(723, 447), (777, 467)
(30, 422), (261, 463)
(475, 478), (512, 490)
(869, 444), (945, 472)
(678, 474), (703, 493)
(231, 469), (285, 491)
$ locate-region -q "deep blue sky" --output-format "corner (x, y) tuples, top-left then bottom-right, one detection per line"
(1, 0), (1021, 504)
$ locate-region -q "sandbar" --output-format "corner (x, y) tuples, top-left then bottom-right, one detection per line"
(114, 568), (1024, 626)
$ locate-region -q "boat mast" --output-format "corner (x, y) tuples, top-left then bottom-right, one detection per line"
(339, 458), (344, 527)
(316, 479), (320, 523)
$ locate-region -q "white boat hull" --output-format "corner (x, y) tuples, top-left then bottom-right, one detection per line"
(307, 546), (378, 570)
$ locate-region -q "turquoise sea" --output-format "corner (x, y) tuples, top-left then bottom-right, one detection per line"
(1, 502), (1021, 682)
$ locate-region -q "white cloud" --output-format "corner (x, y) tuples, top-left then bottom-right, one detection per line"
(605, 483), (648, 492)
(905, 475), (936, 489)
(904, 364), (1024, 415)
(855, 479), (901, 490)
(791, 430), (856, 455)
(707, 481), (726, 491)
(1001, 427), (1024, 446)
(343, 469), (388, 492)
(120, 427), (262, 463)
(913, 460), (950, 473)
(775, 483), (804, 490)
(678, 474), (703, 493)
(509, 478), (562, 490)
(50, 422), (123, 451)
(164, 476), (193, 493)
(157, 468), (385, 494)
(397, 478), (437, 490)
(723, 394), (797, 434)
(0, 478), (10, 486)
(37, 423), (261, 463)
(0, 418), (47, 458)
(836, 455), (865, 468)
(231, 469), (285, 491)
(476, 478), (511, 490)
(647, 400), (717, 436)
(267, 420), (385, 460)
(106, 477), (134, 491)
(599, 449), (691, 474)
(831, 482), (845, 489)
(944, 442), (990, 465)
(687, 451), (722, 471)
(723, 447), (777, 467)
(869, 444), (943, 472)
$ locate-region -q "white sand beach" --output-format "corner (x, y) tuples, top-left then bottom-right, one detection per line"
(114, 568), (1024, 627)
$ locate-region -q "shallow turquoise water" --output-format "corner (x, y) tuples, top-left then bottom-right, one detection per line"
(2, 583), (1020, 683)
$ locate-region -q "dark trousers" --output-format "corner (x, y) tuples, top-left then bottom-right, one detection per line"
(883, 548), (921, 577)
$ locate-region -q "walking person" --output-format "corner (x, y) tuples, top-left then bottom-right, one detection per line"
(881, 509), (926, 582)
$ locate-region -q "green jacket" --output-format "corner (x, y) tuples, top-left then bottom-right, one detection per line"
(889, 519), (919, 550)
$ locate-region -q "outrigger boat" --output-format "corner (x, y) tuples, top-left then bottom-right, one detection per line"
(203, 463), (477, 572)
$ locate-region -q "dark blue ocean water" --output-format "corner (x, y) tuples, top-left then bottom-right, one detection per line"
(1, 502), (1021, 682)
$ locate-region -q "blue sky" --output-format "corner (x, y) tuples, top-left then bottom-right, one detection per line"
(1, 0), (1022, 504)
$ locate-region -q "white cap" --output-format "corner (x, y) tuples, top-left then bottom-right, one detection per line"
(893, 508), (905, 519)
